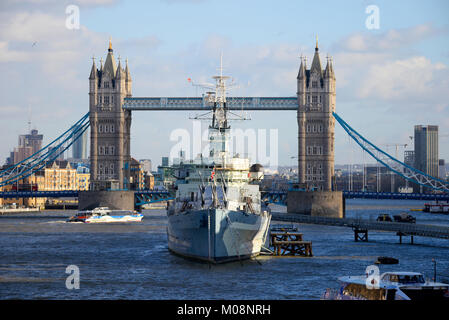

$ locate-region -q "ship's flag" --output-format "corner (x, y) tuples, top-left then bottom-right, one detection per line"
(210, 168), (215, 180)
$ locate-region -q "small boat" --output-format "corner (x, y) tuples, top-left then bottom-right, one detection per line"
(375, 256), (399, 265)
(67, 207), (143, 223)
(323, 271), (449, 300)
(423, 202), (449, 214)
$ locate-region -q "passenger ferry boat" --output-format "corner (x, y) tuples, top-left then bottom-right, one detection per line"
(67, 207), (143, 223)
(166, 61), (271, 263)
(323, 271), (449, 300)
(423, 202), (449, 214)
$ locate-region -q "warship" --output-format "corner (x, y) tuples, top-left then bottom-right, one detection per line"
(166, 61), (271, 263)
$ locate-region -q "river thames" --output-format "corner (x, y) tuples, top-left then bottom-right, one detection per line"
(0, 199), (448, 299)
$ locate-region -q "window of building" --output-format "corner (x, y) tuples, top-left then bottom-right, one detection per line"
(109, 146), (115, 155)
(99, 164), (103, 175)
(312, 81), (318, 88)
(104, 81), (109, 88)
(110, 124), (115, 133)
(312, 96), (318, 103)
(99, 96), (102, 104)
(111, 96), (114, 104)
(104, 96), (110, 104)
(99, 124), (103, 133)
(110, 164), (114, 174)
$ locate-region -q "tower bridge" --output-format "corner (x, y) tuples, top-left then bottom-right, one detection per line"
(89, 39), (336, 196)
(2, 39), (448, 213)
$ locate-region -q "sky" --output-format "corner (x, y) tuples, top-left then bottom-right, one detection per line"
(0, 0), (448, 168)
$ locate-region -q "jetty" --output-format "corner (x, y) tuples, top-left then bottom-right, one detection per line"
(271, 212), (449, 243)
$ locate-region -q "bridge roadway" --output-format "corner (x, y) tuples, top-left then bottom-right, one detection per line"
(2, 190), (449, 203)
(271, 212), (449, 240)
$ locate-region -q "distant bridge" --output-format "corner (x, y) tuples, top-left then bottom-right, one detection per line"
(343, 191), (449, 201)
(260, 190), (449, 205)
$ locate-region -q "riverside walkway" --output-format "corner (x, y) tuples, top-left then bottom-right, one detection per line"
(271, 212), (449, 240)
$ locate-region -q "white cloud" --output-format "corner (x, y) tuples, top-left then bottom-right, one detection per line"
(336, 23), (445, 52)
(359, 56), (449, 103)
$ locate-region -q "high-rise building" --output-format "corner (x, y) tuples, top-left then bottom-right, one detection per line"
(48, 146), (65, 161)
(72, 130), (88, 160)
(12, 128), (43, 164)
(19, 129), (43, 154)
(404, 150), (415, 167)
(414, 125), (439, 178)
(89, 39), (132, 191)
(139, 159), (152, 174)
(439, 159), (446, 179)
(297, 40), (336, 191)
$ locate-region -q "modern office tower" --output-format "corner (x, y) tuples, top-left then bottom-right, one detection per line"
(404, 150), (415, 167)
(72, 130), (88, 160)
(439, 159), (446, 179)
(139, 159), (152, 174)
(414, 125), (439, 178)
(12, 128), (44, 164)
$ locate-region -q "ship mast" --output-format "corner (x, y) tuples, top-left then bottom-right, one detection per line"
(210, 53), (230, 131)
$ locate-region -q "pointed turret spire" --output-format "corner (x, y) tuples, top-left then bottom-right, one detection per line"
(89, 56), (97, 79)
(329, 56), (335, 79)
(310, 36), (322, 75)
(103, 38), (116, 78)
(116, 55), (123, 79)
(125, 58), (131, 81)
(297, 55), (306, 79)
(324, 54), (331, 78)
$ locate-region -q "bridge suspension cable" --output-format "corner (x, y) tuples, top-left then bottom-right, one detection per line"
(333, 112), (449, 193)
(0, 113), (90, 187)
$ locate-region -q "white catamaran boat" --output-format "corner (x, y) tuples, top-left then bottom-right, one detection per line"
(323, 271), (449, 300)
(166, 59), (271, 263)
(67, 207), (143, 223)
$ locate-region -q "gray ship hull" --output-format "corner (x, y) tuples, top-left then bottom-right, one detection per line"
(167, 209), (271, 263)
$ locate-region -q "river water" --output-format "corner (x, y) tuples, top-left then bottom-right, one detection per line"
(0, 199), (448, 299)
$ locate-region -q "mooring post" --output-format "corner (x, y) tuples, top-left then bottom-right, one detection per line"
(353, 228), (368, 242)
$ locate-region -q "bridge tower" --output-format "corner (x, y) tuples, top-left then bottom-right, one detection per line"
(88, 39), (132, 191)
(297, 39), (336, 191)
